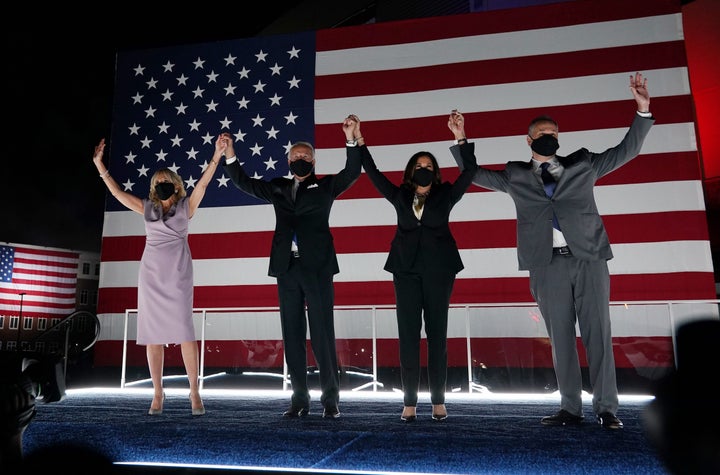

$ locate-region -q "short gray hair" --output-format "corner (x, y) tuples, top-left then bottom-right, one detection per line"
(287, 141), (315, 160)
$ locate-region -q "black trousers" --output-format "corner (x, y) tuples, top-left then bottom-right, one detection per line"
(277, 258), (340, 409)
(393, 270), (456, 406)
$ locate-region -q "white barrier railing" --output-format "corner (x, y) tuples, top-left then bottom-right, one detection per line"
(119, 300), (720, 391)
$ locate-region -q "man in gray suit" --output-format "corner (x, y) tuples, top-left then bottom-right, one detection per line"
(449, 72), (653, 429)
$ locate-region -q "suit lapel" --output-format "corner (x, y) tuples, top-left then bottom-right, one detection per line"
(285, 179), (296, 204)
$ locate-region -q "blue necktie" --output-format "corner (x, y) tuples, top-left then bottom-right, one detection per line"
(540, 163), (560, 230)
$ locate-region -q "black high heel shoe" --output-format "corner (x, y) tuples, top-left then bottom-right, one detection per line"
(431, 404), (447, 421)
(401, 406), (417, 422)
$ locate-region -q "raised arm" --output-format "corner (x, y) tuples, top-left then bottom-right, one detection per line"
(353, 115), (397, 200)
(331, 115), (362, 196)
(448, 109), (467, 143)
(219, 131), (276, 203)
(447, 110), (475, 171)
(344, 114), (361, 144)
(93, 138), (143, 214)
(629, 72), (650, 113)
(187, 134), (226, 217)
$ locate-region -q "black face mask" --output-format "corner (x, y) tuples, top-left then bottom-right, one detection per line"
(530, 134), (559, 156)
(155, 182), (176, 200)
(412, 167), (434, 187)
(290, 159), (313, 177)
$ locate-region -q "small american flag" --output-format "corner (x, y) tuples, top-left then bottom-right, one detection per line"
(0, 244), (79, 317)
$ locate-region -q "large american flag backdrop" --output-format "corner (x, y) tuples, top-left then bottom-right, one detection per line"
(94, 0), (716, 384)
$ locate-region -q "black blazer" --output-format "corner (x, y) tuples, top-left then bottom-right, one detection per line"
(224, 147), (362, 277)
(361, 145), (478, 275)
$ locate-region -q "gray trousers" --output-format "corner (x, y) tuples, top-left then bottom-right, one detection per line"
(529, 255), (619, 416)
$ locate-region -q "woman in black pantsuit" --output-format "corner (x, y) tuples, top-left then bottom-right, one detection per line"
(355, 113), (478, 421)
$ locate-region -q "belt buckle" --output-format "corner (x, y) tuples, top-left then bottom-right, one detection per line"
(556, 246), (570, 255)
(291, 250), (300, 258)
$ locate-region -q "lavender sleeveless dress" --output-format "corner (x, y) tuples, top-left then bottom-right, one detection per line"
(136, 197), (195, 345)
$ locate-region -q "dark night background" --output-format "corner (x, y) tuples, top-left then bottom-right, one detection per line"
(3, 2), (315, 253)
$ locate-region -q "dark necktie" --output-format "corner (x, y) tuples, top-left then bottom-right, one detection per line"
(292, 181), (299, 255)
(540, 163), (560, 230)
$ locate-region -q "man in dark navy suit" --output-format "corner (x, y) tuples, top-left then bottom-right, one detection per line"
(220, 116), (361, 419)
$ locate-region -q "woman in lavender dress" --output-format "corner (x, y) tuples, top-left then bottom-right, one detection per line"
(93, 134), (227, 415)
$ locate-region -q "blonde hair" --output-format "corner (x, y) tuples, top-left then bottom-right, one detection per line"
(148, 168), (186, 205)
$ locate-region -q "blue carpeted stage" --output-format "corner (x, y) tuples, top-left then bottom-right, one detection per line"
(20, 380), (670, 475)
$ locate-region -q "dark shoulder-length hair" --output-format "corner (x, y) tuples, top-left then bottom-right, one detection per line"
(402, 151), (442, 190)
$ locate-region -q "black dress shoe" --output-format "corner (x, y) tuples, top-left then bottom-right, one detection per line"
(322, 405), (340, 419)
(597, 412), (623, 429)
(283, 406), (309, 418)
(540, 409), (584, 426)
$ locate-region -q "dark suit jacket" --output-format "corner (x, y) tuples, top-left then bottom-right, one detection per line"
(361, 145), (478, 274)
(224, 147), (362, 277)
(450, 114), (654, 270)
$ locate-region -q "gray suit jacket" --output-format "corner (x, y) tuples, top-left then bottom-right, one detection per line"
(450, 114), (654, 270)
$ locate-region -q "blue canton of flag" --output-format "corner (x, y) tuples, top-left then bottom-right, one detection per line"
(0, 245), (15, 283)
(108, 31), (316, 211)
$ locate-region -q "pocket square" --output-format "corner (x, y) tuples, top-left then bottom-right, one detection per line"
(307, 183), (319, 189)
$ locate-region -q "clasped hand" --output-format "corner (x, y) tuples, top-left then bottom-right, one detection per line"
(448, 110), (465, 139)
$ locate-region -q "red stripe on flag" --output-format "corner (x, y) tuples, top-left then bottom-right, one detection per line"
(9, 278), (77, 289)
(316, 0), (681, 50)
(13, 246), (79, 261)
(339, 150), (702, 201)
(315, 96), (695, 147)
(336, 274), (717, 305)
(100, 209), (707, 262)
(0, 298), (75, 310)
(98, 271), (715, 315)
(13, 256), (78, 270)
(316, 42), (687, 100)
(10, 269), (77, 280)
